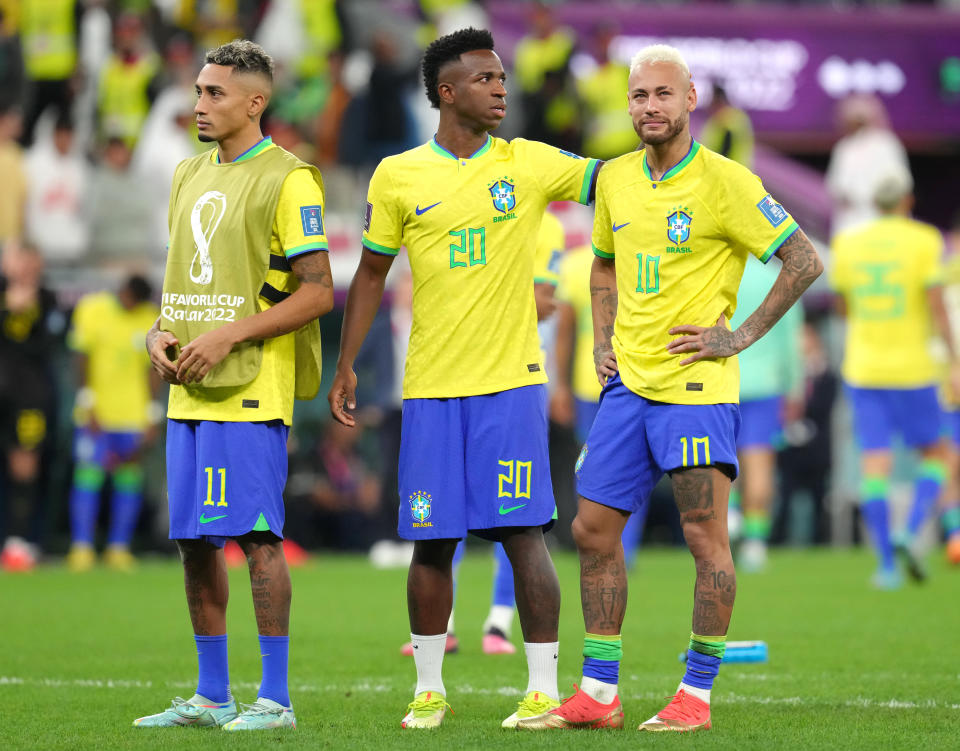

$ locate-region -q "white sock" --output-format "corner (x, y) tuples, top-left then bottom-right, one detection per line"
(523, 641), (559, 700)
(446, 610), (455, 633)
(411, 633), (447, 696)
(678, 681), (711, 704)
(483, 605), (514, 636)
(580, 675), (617, 704)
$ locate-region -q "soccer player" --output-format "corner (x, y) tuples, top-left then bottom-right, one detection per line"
(729, 255), (804, 572)
(328, 28), (601, 730)
(134, 40), (333, 730)
(831, 171), (959, 588)
(66, 275), (161, 572)
(519, 44), (822, 732)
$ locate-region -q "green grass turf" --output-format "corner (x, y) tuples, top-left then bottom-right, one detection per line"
(1, 547), (957, 750)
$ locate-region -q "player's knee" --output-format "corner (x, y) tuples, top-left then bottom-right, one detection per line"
(682, 521), (728, 561)
(571, 512), (614, 553)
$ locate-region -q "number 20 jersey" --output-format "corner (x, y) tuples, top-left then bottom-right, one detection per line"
(363, 136), (599, 399)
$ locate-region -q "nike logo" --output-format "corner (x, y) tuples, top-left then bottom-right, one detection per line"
(199, 513), (227, 524)
(415, 201), (441, 215)
(612, 221), (630, 232)
(499, 502), (527, 515)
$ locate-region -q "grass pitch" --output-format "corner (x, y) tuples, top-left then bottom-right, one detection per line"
(2, 546), (957, 750)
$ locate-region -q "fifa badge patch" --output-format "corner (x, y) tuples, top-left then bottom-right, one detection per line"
(410, 491), (433, 527)
(756, 194), (788, 227)
(300, 205), (324, 236)
(488, 177), (517, 214)
(666, 206), (692, 245)
(363, 201), (373, 232)
(575, 445), (588, 474)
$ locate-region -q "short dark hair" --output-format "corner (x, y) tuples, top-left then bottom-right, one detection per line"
(205, 39), (274, 82)
(421, 28), (495, 109)
(124, 274), (153, 304)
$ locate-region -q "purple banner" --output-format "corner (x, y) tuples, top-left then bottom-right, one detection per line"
(488, 3), (960, 148)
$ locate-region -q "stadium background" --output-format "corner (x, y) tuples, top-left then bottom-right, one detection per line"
(1, 0), (959, 559)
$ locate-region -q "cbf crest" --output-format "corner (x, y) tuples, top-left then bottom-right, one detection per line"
(409, 491), (433, 527)
(667, 207), (692, 245)
(489, 178), (517, 214)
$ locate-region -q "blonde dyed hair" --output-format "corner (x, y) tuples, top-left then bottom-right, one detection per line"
(629, 44), (690, 79)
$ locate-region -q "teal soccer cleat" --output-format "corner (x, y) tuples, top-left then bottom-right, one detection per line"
(133, 695), (238, 727)
(221, 698), (297, 730)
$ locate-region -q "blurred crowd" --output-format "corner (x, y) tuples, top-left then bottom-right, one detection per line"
(1, 0), (959, 574)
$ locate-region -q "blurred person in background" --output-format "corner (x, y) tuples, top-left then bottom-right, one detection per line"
(575, 22), (636, 161)
(25, 114), (90, 269)
(0, 105), (27, 243)
(65, 274), (160, 572)
(772, 319), (838, 547)
(96, 12), (161, 148)
(363, 29), (420, 164)
(0, 240), (66, 571)
(699, 84), (753, 169)
(513, 1), (574, 142)
(830, 170), (957, 589)
(0, 6), (24, 112)
(18, 0), (80, 147)
(312, 48), (351, 166)
(728, 254), (804, 573)
(936, 211), (960, 565)
(88, 136), (155, 268)
(826, 94), (910, 237)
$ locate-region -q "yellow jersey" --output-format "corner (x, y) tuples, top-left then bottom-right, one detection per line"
(592, 141), (798, 404)
(830, 215), (943, 388)
(534, 210), (565, 287)
(69, 293), (159, 431)
(556, 245), (602, 402)
(363, 135), (600, 399)
(167, 142), (328, 425)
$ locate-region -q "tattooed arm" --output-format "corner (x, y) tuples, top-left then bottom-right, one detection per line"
(591, 254), (619, 385)
(667, 228), (823, 365)
(175, 250), (335, 383)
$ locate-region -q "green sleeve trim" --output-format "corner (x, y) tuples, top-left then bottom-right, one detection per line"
(533, 276), (559, 286)
(578, 158), (601, 205)
(362, 237), (400, 256)
(592, 242), (614, 259)
(285, 241), (328, 259)
(759, 221), (799, 263)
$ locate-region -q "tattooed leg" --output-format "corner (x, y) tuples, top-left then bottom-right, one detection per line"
(177, 538), (228, 635)
(572, 498), (631, 635)
(407, 539), (459, 635)
(500, 526), (561, 642)
(671, 467), (736, 635)
(237, 531), (290, 636)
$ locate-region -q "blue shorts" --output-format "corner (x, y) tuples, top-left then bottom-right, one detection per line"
(576, 373), (740, 514)
(74, 427), (142, 466)
(575, 397), (600, 445)
(845, 384), (941, 451)
(398, 385), (555, 540)
(166, 419), (289, 545)
(736, 396), (783, 450)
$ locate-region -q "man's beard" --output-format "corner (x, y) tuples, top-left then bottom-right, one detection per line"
(637, 112), (687, 146)
(198, 133), (215, 143)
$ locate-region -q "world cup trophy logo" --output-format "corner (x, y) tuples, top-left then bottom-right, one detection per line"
(189, 191), (227, 285)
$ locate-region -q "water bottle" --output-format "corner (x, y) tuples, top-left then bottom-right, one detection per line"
(678, 640), (768, 663)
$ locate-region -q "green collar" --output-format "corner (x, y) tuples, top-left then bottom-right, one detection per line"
(429, 134), (492, 161)
(216, 136), (273, 164)
(642, 139), (700, 182)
